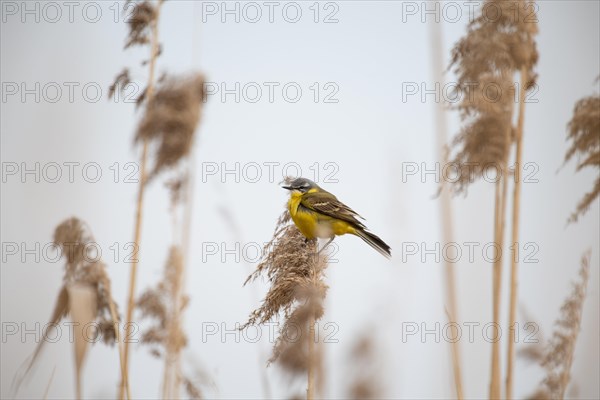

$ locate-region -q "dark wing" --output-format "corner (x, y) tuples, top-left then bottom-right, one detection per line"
(301, 191), (366, 229)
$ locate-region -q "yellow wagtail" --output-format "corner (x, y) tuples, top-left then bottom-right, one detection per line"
(282, 177), (391, 259)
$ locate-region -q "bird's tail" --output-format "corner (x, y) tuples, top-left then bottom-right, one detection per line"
(355, 229), (391, 259)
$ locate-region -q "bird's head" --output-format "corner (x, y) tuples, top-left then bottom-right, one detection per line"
(281, 177), (319, 194)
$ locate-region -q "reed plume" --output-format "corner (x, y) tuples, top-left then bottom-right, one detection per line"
(110, 1), (165, 398)
(528, 252), (591, 399)
(123, 73), (205, 399)
(136, 243), (203, 399)
(136, 74), (206, 179)
(503, 2), (539, 396)
(111, 2), (205, 398)
(242, 209), (328, 400)
(449, 2), (538, 397)
(346, 333), (383, 399)
(14, 217), (124, 399)
(564, 81), (600, 223)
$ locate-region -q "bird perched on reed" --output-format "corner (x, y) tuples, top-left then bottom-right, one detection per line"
(282, 177), (391, 259)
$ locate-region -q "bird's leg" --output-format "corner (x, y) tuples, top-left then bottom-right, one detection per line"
(317, 237), (335, 255)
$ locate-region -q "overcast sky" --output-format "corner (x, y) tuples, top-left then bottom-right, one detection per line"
(2, 1), (599, 399)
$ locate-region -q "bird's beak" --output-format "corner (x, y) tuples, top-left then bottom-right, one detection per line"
(282, 185), (292, 190)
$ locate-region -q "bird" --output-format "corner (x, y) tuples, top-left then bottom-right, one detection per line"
(282, 177), (391, 259)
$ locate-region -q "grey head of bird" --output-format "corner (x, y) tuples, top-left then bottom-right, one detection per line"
(281, 177), (319, 193)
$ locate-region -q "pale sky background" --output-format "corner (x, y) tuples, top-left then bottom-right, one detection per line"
(1, 1), (599, 399)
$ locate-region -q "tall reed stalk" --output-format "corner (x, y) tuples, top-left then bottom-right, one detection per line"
(491, 92), (513, 399)
(307, 311), (316, 400)
(429, 8), (463, 398)
(448, 2), (537, 397)
(120, 2), (164, 398)
(505, 66), (528, 399)
(491, 159), (507, 399)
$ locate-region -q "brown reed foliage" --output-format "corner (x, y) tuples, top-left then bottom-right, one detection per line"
(112, 2), (164, 398)
(449, 2), (538, 397)
(14, 217), (123, 399)
(242, 210), (328, 399)
(108, 68), (132, 100)
(564, 85), (600, 223)
(136, 244), (204, 398)
(136, 161), (204, 399)
(136, 73), (206, 179)
(137, 246), (188, 356)
(111, 2), (205, 398)
(527, 252), (591, 400)
(346, 334), (383, 399)
(124, 0), (157, 49)
(449, 0), (538, 192)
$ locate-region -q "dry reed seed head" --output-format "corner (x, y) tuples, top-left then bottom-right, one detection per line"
(519, 340), (546, 365)
(124, 1), (157, 49)
(532, 252), (591, 399)
(448, 1), (538, 193)
(452, 0), (538, 82)
(270, 304), (312, 371)
(243, 211), (329, 369)
(108, 68), (131, 100)
(183, 376), (203, 400)
(135, 73), (206, 179)
(566, 96), (600, 162)
(136, 87), (147, 109)
(53, 217), (91, 271)
(52, 218), (119, 336)
(565, 94), (600, 222)
(137, 288), (168, 326)
(270, 304), (326, 391)
(243, 224), (328, 326)
(346, 334), (384, 400)
(165, 174), (188, 207)
(136, 246), (188, 354)
(13, 218), (121, 395)
(448, 113), (512, 193)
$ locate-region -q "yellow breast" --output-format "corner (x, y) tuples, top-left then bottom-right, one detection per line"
(288, 191), (319, 239)
(287, 191), (356, 239)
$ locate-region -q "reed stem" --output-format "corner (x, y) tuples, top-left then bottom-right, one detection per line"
(120, 2), (163, 398)
(505, 66), (528, 400)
